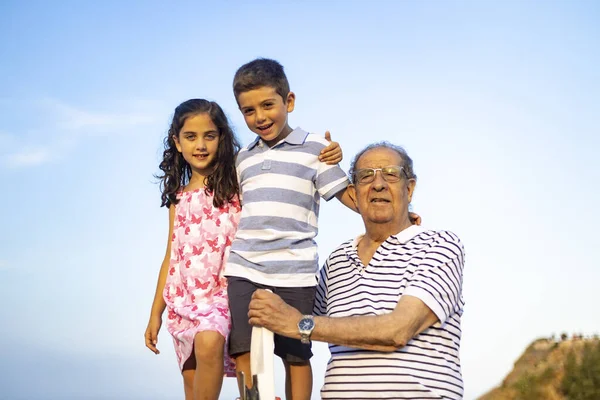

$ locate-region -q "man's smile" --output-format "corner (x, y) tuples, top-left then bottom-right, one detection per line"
(370, 197), (390, 203)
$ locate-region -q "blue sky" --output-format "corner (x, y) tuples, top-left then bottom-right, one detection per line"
(1, 1), (599, 399)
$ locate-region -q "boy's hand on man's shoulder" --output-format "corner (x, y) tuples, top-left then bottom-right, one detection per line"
(319, 131), (343, 165)
(409, 212), (422, 225)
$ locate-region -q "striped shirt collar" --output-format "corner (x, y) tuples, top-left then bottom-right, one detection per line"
(347, 224), (429, 268)
(350, 224), (429, 249)
(247, 127), (308, 150)
(389, 224), (429, 244)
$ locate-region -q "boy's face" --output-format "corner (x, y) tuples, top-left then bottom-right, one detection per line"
(237, 86), (295, 147)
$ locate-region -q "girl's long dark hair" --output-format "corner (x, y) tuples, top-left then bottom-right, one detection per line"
(157, 99), (241, 208)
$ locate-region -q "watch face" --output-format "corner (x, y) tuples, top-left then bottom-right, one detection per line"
(299, 318), (315, 331)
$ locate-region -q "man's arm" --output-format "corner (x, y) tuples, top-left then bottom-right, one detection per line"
(313, 295), (438, 351)
(249, 231), (464, 351)
(248, 290), (438, 352)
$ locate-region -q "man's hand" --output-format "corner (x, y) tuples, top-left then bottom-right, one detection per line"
(144, 315), (162, 354)
(319, 131), (343, 164)
(248, 289), (302, 338)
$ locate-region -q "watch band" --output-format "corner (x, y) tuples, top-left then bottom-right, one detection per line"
(298, 315), (315, 344)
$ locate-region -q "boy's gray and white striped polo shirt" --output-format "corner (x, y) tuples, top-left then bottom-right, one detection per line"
(314, 225), (465, 399)
(224, 127), (349, 287)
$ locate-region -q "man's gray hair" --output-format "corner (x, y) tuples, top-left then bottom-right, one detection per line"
(349, 141), (417, 184)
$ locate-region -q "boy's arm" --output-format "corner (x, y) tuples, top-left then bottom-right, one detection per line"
(314, 132), (354, 210)
(315, 132), (420, 219)
(410, 212), (422, 225)
(335, 187), (357, 212)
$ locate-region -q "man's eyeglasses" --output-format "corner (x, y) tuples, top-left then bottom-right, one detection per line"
(353, 165), (406, 185)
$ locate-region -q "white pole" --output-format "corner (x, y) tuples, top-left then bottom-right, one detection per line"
(250, 325), (275, 399)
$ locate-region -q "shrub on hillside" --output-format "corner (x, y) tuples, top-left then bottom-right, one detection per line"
(560, 341), (600, 400)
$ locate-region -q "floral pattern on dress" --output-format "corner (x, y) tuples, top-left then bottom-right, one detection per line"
(163, 189), (241, 377)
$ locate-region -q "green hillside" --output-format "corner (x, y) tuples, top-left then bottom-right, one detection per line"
(478, 336), (600, 400)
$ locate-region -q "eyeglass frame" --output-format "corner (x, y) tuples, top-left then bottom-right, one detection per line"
(352, 165), (409, 185)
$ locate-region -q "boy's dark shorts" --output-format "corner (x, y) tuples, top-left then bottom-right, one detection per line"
(227, 276), (316, 363)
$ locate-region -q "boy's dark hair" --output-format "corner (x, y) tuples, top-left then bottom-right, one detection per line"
(157, 99), (241, 208)
(233, 58), (290, 102)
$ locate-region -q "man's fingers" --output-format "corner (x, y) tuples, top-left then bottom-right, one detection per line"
(248, 297), (269, 312)
(252, 289), (267, 299)
(324, 130), (332, 142)
(253, 288), (277, 300)
(248, 316), (262, 327)
(247, 308), (265, 327)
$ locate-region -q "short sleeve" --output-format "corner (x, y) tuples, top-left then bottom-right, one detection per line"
(403, 231), (465, 324)
(315, 162), (349, 201)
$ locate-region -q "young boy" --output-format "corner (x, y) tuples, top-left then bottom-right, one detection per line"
(224, 58), (355, 400)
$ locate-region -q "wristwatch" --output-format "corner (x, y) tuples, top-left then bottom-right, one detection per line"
(298, 315), (315, 344)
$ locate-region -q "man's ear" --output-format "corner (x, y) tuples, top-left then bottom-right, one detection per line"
(286, 91), (296, 113)
(407, 179), (416, 203)
(348, 184), (358, 209)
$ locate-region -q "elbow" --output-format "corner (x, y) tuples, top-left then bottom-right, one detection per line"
(371, 336), (406, 352)
(391, 333), (409, 350)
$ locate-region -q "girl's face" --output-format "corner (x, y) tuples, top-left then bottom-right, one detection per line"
(174, 113), (220, 180)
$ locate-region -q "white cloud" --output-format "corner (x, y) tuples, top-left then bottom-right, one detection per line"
(41, 98), (161, 131)
(1, 98), (166, 169)
(4, 148), (52, 168)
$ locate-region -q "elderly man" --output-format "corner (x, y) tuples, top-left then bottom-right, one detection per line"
(248, 142), (465, 399)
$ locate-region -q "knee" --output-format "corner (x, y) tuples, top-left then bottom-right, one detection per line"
(194, 332), (225, 362)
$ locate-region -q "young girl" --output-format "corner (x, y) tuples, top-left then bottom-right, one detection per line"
(144, 98), (342, 400)
(145, 99), (241, 400)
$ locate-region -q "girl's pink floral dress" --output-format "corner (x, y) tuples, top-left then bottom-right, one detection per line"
(163, 189), (241, 376)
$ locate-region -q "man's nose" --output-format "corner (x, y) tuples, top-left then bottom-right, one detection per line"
(371, 170), (388, 190)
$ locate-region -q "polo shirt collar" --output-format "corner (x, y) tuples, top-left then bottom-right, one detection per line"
(247, 127), (308, 150)
(247, 135), (262, 150)
(284, 127), (308, 144)
(389, 224), (428, 244)
(346, 225), (428, 268)
(350, 224), (428, 248)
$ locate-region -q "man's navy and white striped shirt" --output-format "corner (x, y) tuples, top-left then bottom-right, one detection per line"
(224, 127), (349, 287)
(314, 225), (465, 399)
